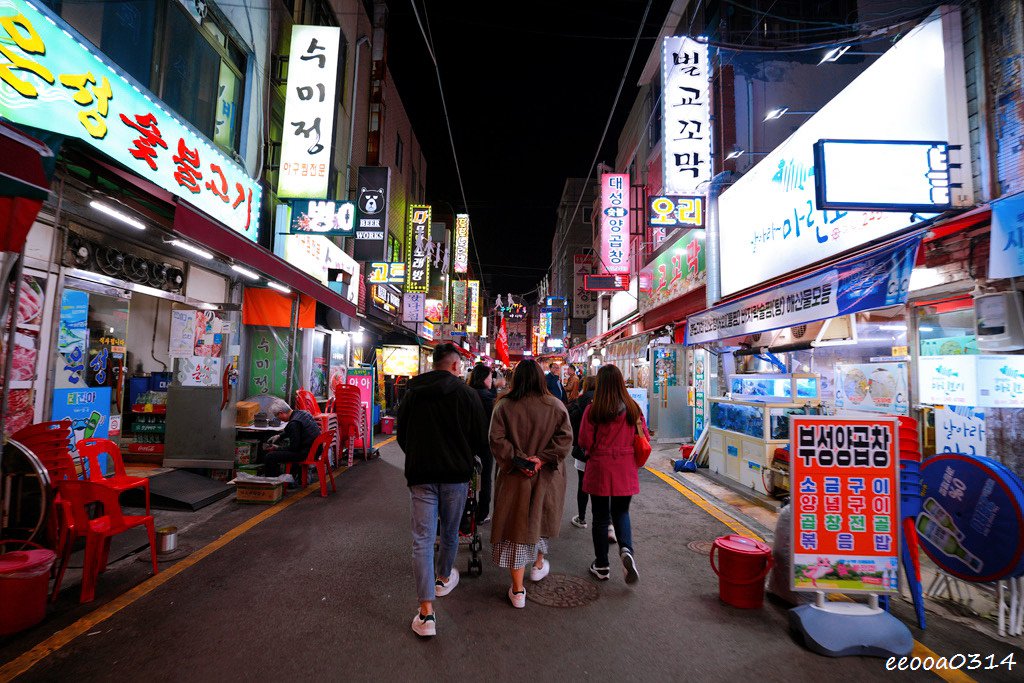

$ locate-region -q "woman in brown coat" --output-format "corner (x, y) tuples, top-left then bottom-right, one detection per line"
(489, 359), (573, 608)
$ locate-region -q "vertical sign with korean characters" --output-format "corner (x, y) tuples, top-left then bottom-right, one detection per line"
(278, 25), (341, 199)
(404, 205), (431, 293)
(0, 0), (261, 238)
(791, 416), (900, 594)
(466, 280), (481, 334)
(661, 37), (712, 196)
(450, 280), (468, 325)
(600, 174), (630, 274)
(402, 292), (426, 323)
(454, 214), (470, 274)
(573, 254), (595, 318)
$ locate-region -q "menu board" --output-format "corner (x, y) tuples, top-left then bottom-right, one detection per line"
(791, 416), (900, 594)
(834, 362), (909, 416)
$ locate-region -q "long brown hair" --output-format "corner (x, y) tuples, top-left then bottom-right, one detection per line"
(501, 359), (549, 401)
(590, 364), (641, 426)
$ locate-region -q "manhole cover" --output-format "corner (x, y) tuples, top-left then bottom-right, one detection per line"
(686, 540), (714, 555)
(526, 573), (599, 608)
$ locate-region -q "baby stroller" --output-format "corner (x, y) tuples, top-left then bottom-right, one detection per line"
(459, 456), (484, 576)
(435, 456), (484, 577)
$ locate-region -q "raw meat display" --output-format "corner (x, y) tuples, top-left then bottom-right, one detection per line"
(4, 389), (34, 436)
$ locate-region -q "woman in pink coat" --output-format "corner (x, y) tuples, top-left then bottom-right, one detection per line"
(578, 364), (649, 584)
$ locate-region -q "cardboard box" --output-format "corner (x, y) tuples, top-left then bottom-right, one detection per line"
(236, 401), (259, 426)
(235, 481), (283, 504)
(235, 440), (258, 465)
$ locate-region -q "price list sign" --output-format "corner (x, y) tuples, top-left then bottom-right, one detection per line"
(790, 416), (900, 594)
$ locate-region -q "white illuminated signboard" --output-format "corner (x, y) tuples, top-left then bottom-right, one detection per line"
(279, 25), (341, 199)
(454, 214), (470, 274)
(814, 140), (953, 212)
(718, 11), (973, 297)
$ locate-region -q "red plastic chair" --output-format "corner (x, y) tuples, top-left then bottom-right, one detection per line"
(287, 429), (338, 497)
(77, 438), (151, 514)
(333, 384), (366, 466)
(55, 479), (158, 603)
(295, 389), (322, 415)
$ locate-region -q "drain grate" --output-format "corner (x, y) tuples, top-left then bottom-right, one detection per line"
(527, 573), (599, 608)
(686, 540), (715, 555)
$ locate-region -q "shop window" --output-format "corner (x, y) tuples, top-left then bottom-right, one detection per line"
(917, 305), (979, 356)
(46, 0), (247, 154)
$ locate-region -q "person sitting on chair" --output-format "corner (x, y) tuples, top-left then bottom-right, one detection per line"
(262, 398), (321, 479)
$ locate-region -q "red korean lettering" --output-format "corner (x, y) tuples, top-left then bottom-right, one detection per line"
(172, 138), (202, 194)
(205, 163), (230, 203)
(120, 113), (168, 171)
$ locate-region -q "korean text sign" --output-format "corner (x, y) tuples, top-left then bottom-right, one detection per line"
(404, 205), (431, 293)
(573, 254), (595, 318)
(661, 37), (712, 195)
(0, 0), (261, 239)
(278, 25), (341, 199)
(600, 173), (630, 274)
(638, 229), (705, 313)
(791, 416), (900, 594)
(454, 214), (470, 274)
(466, 280), (480, 334)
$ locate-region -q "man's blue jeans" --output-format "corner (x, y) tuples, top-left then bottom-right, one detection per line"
(410, 482), (469, 602)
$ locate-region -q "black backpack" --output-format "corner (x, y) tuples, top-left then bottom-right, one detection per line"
(567, 397), (590, 461)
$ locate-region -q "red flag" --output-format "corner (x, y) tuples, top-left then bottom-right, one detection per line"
(495, 316), (511, 366)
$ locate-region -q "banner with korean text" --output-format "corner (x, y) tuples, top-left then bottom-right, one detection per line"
(454, 214), (470, 273)
(0, 0), (261, 238)
(600, 174), (630, 274)
(686, 234), (921, 344)
(404, 205), (431, 293)
(791, 416), (901, 594)
(662, 37), (712, 195)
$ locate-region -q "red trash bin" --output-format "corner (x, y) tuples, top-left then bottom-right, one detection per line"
(0, 546), (56, 635)
(710, 535), (773, 609)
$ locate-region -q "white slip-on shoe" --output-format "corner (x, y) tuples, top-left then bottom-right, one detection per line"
(622, 550), (639, 585)
(508, 586), (527, 608)
(434, 567), (460, 597)
(529, 558), (550, 582)
(571, 515), (587, 529)
(411, 612), (436, 637)
(589, 562), (610, 581)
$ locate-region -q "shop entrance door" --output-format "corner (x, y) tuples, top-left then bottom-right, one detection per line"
(52, 281), (131, 468)
(649, 344), (692, 442)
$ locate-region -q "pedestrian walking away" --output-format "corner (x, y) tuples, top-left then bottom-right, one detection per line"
(566, 375), (596, 529)
(489, 359), (573, 608)
(545, 362), (566, 402)
(468, 362), (497, 524)
(397, 342), (488, 637)
(261, 399), (322, 480)
(578, 364), (649, 585)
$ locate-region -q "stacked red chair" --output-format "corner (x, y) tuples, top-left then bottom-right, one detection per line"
(296, 389), (339, 465)
(333, 384), (367, 467)
(287, 429), (338, 497)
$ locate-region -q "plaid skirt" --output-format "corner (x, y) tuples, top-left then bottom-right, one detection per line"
(492, 537), (549, 569)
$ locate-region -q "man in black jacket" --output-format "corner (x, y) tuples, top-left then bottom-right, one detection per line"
(397, 342), (487, 637)
(262, 399), (321, 478)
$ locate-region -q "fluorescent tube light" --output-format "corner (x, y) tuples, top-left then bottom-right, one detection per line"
(168, 239), (213, 259)
(231, 264), (259, 280)
(267, 281), (291, 294)
(90, 200), (146, 230)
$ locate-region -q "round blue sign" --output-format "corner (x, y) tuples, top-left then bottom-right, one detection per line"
(919, 454), (1024, 582)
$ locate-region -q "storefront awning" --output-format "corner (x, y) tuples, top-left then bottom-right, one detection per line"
(923, 204), (990, 243)
(0, 122), (55, 253)
(174, 204), (357, 319)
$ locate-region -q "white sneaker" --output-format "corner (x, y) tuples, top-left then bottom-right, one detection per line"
(434, 567), (460, 597)
(622, 550), (639, 585)
(508, 586), (526, 608)
(571, 515), (587, 529)
(411, 612), (436, 637)
(608, 525), (617, 544)
(529, 558), (550, 582)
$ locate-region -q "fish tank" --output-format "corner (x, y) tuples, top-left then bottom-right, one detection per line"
(710, 400), (765, 439)
(770, 406), (809, 440)
(727, 373), (821, 405)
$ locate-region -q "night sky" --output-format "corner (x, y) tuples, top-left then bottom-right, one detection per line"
(387, 1), (674, 299)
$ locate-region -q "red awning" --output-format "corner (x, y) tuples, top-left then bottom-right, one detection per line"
(924, 205), (990, 242)
(173, 204), (356, 319)
(0, 122), (52, 253)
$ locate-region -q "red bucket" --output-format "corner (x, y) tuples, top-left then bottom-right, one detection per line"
(710, 535), (773, 609)
(0, 546), (55, 636)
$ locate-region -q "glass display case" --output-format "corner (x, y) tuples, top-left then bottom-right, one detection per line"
(727, 373), (821, 405)
(708, 397), (815, 495)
